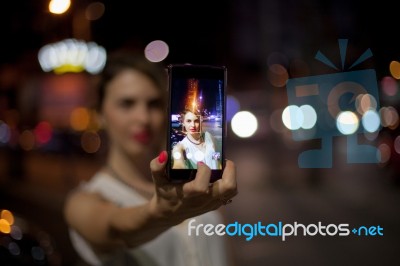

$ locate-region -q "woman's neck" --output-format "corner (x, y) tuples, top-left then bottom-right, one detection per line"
(105, 146), (155, 198)
(188, 132), (201, 141)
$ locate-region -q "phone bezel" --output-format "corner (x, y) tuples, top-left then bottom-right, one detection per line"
(166, 64), (227, 183)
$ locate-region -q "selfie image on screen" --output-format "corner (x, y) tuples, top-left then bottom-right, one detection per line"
(170, 78), (223, 170)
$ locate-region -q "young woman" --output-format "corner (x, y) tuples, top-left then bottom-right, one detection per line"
(172, 109), (222, 170)
(63, 51), (237, 266)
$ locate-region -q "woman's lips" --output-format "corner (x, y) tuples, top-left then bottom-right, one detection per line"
(190, 128), (197, 132)
(131, 131), (151, 144)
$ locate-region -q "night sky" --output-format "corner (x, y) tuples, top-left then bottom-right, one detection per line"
(1, 1), (400, 81)
(170, 78), (222, 115)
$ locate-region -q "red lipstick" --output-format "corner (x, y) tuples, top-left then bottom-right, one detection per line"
(132, 131), (151, 144)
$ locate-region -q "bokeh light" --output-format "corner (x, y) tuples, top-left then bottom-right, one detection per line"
(282, 105), (303, 130)
(361, 110), (380, 133)
(85, 2), (105, 21)
(226, 95), (240, 122)
(1, 209), (14, 225)
(336, 111), (359, 135)
(380, 76), (398, 96)
(0, 219), (11, 234)
(34, 121), (52, 145)
(299, 105), (317, 129)
(10, 225), (23, 240)
(394, 135), (400, 154)
(389, 60), (400, 79)
(49, 0), (71, 14)
(377, 143), (391, 164)
(355, 94), (377, 115)
(380, 106), (399, 129)
(231, 111), (258, 138)
(31, 246), (46, 261)
(0, 121), (10, 144)
(8, 242), (20, 256)
(267, 64), (288, 87)
(144, 40), (169, 62)
(364, 130), (380, 141)
(38, 39), (106, 74)
(70, 107), (90, 131)
(81, 131), (101, 153)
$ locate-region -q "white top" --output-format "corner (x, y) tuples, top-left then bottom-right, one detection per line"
(180, 131), (221, 170)
(68, 172), (228, 266)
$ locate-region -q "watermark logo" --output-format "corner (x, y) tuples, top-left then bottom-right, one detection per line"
(285, 39), (381, 168)
(188, 219), (384, 241)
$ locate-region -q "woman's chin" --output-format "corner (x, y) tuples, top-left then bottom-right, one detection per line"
(124, 141), (155, 156)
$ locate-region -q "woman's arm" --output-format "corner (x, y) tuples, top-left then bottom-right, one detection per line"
(64, 152), (238, 251)
(64, 191), (173, 251)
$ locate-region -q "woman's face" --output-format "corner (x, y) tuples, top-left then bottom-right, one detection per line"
(183, 111), (200, 134)
(101, 69), (164, 156)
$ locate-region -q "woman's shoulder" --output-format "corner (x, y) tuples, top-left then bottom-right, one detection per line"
(65, 172), (115, 204)
(70, 171), (146, 207)
(75, 171), (112, 192)
(175, 137), (188, 149)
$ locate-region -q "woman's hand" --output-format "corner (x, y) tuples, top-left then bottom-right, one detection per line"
(149, 151), (237, 225)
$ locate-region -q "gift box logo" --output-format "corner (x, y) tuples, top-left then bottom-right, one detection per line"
(285, 39), (381, 168)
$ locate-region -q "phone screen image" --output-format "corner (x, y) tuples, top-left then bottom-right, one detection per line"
(167, 65), (226, 182)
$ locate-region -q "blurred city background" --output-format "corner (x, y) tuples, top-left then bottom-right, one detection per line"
(1, 0), (400, 265)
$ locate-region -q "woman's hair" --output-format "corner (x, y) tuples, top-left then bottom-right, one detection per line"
(180, 109), (201, 121)
(96, 50), (167, 111)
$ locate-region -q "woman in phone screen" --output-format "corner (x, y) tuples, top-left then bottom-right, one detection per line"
(172, 109), (222, 170)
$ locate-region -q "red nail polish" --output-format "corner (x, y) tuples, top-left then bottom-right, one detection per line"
(158, 151), (167, 164)
(197, 161), (204, 166)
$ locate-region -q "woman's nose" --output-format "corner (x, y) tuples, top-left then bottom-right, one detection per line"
(132, 104), (150, 124)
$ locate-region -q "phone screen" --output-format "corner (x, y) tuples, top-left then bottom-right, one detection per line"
(167, 65), (226, 182)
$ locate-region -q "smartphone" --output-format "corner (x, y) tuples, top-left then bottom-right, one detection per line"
(166, 64), (227, 183)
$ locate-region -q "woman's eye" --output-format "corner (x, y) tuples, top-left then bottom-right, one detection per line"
(119, 99), (135, 108)
(148, 99), (163, 109)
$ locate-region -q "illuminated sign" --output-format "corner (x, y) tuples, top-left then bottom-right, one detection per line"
(38, 38), (106, 74)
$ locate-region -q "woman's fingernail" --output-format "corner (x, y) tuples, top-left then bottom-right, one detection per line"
(158, 151), (167, 164)
(197, 161), (204, 166)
